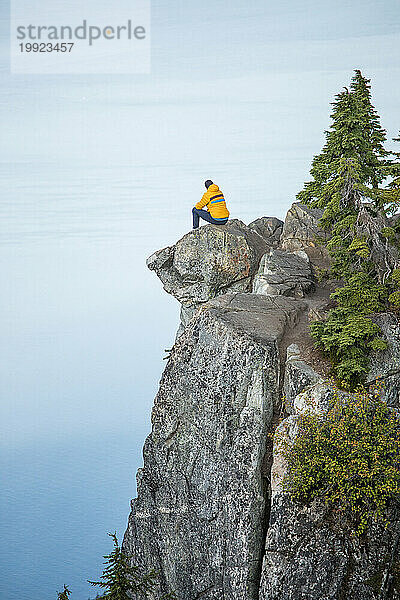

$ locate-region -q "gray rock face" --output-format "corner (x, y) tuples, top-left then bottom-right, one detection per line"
(281, 202), (330, 268)
(260, 382), (400, 600)
(252, 249), (315, 298)
(368, 313), (400, 408)
(259, 493), (400, 600)
(146, 220), (269, 309)
(248, 217), (283, 248)
(283, 344), (322, 413)
(123, 293), (306, 600)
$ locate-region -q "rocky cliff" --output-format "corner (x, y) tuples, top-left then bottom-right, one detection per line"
(123, 204), (400, 600)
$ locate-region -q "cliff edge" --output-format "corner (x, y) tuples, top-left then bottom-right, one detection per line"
(123, 204), (400, 600)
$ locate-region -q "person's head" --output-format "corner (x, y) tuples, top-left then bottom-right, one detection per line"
(205, 180), (213, 189)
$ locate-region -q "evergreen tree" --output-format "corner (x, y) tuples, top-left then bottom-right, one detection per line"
(298, 70), (388, 211)
(89, 532), (173, 600)
(349, 69), (389, 192)
(57, 585), (71, 600)
(297, 70), (399, 388)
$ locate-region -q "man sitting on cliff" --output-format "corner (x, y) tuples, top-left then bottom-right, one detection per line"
(192, 180), (230, 229)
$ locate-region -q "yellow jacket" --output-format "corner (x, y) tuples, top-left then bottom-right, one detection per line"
(195, 184), (229, 220)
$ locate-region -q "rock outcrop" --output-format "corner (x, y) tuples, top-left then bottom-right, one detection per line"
(283, 344), (321, 413)
(124, 293), (306, 600)
(280, 202), (330, 269)
(280, 202), (327, 252)
(124, 202), (400, 600)
(252, 249), (314, 298)
(146, 219), (268, 309)
(248, 217), (283, 248)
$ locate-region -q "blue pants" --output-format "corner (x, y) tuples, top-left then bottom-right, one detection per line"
(192, 207), (228, 229)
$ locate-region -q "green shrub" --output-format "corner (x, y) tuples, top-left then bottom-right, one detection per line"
(330, 272), (387, 312)
(279, 388), (400, 535)
(311, 274), (388, 388)
(389, 290), (400, 308)
(381, 226), (396, 241)
(390, 269), (400, 285)
(388, 269), (400, 309)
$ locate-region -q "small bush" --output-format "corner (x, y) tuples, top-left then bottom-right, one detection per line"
(381, 226), (396, 241)
(330, 272), (387, 312)
(311, 273), (388, 389)
(311, 309), (386, 389)
(279, 388), (400, 535)
(388, 269), (400, 309)
(389, 290), (400, 308)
